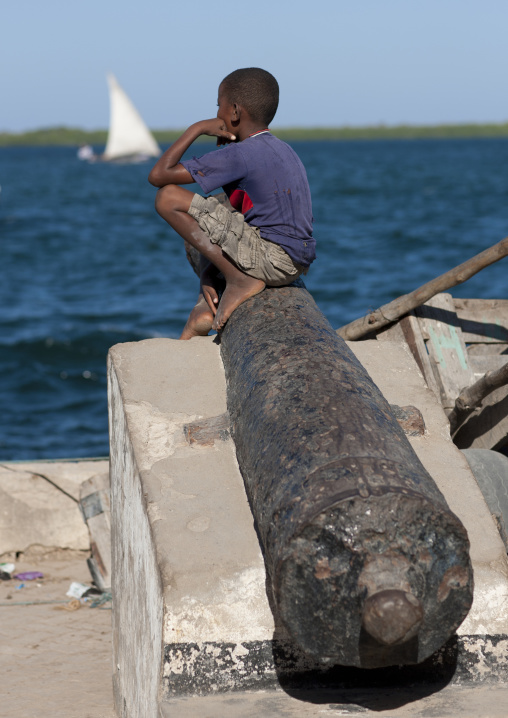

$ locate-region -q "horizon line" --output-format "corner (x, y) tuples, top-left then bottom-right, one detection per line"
(2, 119), (508, 135)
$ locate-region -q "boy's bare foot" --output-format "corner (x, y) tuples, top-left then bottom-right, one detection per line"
(213, 276), (265, 331)
(153, 189), (265, 332)
(180, 296), (214, 339)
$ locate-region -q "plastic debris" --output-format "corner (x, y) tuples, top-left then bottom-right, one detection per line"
(0, 563), (15, 580)
(66, 581), (91, 599)
(15, 583), (25, 590)
(90, 591), (112, 609)
(13, 571), (44, 581)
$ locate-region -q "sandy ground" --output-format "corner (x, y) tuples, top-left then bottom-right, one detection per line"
(0, 550), (115, 718)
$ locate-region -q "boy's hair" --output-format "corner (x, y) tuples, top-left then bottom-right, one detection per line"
(220, 68), (279, 126)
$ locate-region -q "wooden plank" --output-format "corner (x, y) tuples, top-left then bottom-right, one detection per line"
(79, 472), (111, 590)
(415, 294), (475, 411)
(468, 343), (508, 357)
(454, 298), (508, 344)
(398, 313), (442, 402)
(469, 355), (508, 378)
(374, 309), (443, 402)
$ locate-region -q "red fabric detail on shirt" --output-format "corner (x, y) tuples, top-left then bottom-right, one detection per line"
(228, 189), (254, 215)
(248, 129), (270, 137)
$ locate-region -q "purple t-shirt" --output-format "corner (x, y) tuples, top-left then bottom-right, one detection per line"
(181, 133), (315, 267)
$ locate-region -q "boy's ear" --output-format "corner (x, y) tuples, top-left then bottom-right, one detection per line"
(232, 103), (241, 121)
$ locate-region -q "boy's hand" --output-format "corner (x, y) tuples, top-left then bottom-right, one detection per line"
(196, 119), (236, 146)
(200, 262), (224, 315)
(201, 283), (218, 316)
(148, 119), (236, 188)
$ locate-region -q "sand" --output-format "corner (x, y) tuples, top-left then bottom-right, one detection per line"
(0, 549), (115, 718)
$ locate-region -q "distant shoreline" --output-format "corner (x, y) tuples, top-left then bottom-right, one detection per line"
(1, 123), (508, 146)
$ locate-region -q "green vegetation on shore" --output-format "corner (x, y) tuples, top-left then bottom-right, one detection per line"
(275, 123), (508, 141)
(1, 123), (508, 147)
(0, 127), (108, 147)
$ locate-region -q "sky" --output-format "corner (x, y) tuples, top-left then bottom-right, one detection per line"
(2, 0), (507, 132)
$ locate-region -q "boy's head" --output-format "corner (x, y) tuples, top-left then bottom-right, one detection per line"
(220, 68), (279, 126)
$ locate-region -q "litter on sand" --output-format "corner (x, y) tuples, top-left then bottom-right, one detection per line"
(14, 571), (44, 581)
(0, 563), (15, 580)
(66, 582), (91, 599)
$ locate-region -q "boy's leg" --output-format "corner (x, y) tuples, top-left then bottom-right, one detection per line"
(179, 254), (217, 340)
(179, 293), (214, 340)
(180, 256), (228, 340)
(155, 185), (265, 331)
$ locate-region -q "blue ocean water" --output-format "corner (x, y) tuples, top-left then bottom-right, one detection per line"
(1, 140), (507, 460)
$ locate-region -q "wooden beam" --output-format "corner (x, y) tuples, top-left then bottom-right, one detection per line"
(449, 361), (508, 436)
(337, 236), (508, 340)
(453, 298), (508, 344)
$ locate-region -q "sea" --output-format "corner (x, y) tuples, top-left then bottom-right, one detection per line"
(1, 139), (508, 461)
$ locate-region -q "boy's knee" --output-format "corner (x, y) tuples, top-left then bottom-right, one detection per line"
(155, 185), (194, 218)
(155, 184), (178, 216)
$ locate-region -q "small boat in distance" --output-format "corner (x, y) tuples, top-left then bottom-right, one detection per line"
(77, 74), (161, 163)
(100, 73), (161, 163)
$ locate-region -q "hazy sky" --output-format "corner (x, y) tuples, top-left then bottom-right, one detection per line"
(2, 0), (507, 132)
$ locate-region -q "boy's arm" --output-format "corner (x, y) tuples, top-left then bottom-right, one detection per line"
(148, 119), (236, 187)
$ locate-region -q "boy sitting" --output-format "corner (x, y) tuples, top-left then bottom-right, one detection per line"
(148, 67), (315, 338)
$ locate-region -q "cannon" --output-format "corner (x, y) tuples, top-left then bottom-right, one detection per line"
(218, 281), (473, 669)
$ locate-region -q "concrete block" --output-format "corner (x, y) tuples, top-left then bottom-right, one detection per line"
(108, 338), (277, 718)
(108, 337), (508, 717)
(0, 460), (107, 555)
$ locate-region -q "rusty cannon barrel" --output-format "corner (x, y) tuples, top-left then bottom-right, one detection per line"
(219, 282), (473, 669)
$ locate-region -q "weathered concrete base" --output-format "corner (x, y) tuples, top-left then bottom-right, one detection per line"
(161, 633), (508, 697)
(0, 459), (108, 555)
(160, 683), (508, 717)
(107, 337), (508, 716)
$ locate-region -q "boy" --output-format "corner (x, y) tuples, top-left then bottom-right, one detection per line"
(148, 67), (315, 338)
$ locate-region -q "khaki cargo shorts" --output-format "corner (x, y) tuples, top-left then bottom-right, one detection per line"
(187, 194), (306, 287)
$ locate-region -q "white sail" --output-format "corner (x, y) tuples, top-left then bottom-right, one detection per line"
(103, 74), (161, 161)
